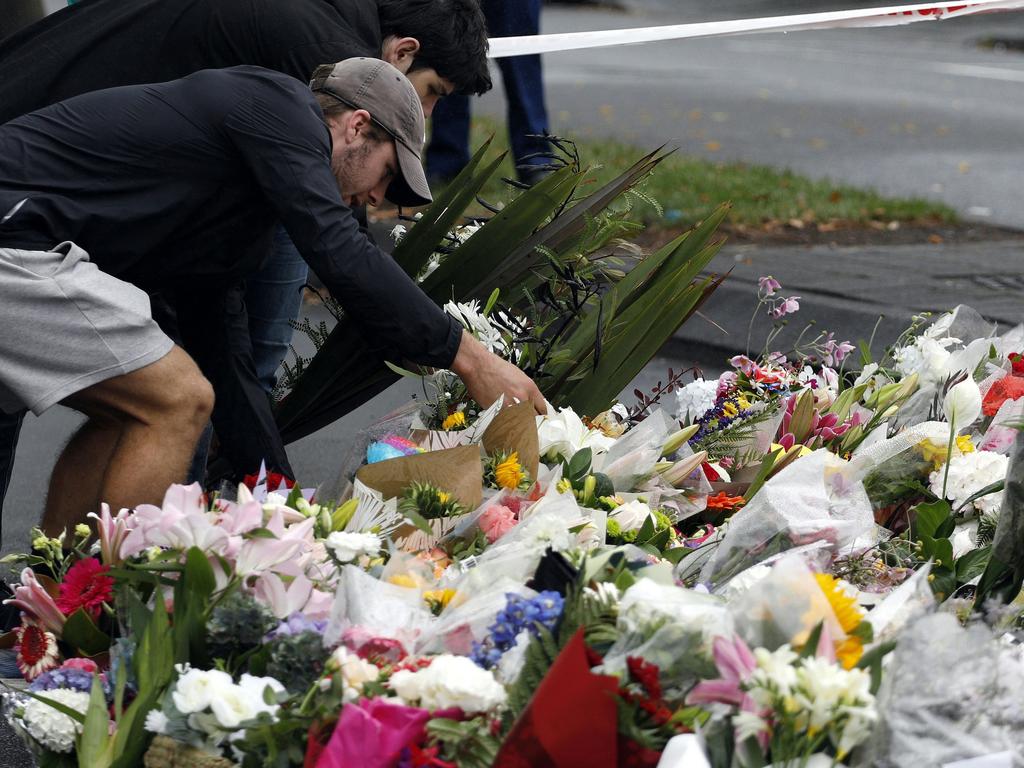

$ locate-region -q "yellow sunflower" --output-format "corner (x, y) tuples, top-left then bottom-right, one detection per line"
(814, 573), (866, 669)
(495, 452), (527, 491)
(442, 411), (467, 431)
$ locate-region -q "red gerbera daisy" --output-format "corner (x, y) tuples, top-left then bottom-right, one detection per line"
(14, 620), (60, 681)
(56, 557), (114, 620)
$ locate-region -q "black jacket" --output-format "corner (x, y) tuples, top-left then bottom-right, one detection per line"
(0, 0), (382, 124)
(0, 0), (426, 483)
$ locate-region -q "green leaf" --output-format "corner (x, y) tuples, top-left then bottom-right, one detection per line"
(567, 448), (593, 483)
(954, 480), (1004, 515)
(799, 621), (824, 658)
(743, 448), (783, 502)
(402, 507), (433, 535)
(911, 499), (952, 539)
(849, 620), (874, 644)
(955, 545), (991, 584)
(855, 640), (897, 695)
(483, 287), (501, 316)
(62, 608), (112, 657)
(78, 676), (112, 768)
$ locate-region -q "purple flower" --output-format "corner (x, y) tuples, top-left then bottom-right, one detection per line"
(758, 276), (781, 297)
(822, 334), (856, 366)
(264, 612), (328, 641)
(728, 355), (757, 375)
(771, 296), (801, 319)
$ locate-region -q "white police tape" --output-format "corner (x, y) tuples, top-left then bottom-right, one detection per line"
(488, 0), (1024, 58)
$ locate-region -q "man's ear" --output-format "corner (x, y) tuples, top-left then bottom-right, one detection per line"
(347, 109), (374, 140)
(382, 35), (421, 74)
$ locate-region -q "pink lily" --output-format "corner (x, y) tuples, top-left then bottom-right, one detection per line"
(688, 634), (769, 751)
(88, 503), (131, 566)
(252, 572), (314, 619)
(4, 568), (66, 636)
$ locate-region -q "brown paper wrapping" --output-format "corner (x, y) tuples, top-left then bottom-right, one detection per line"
(481, 401), (540, 484)
(355, 444), (483, 509)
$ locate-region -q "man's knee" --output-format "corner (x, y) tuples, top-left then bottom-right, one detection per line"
(166, 368), (214, 432)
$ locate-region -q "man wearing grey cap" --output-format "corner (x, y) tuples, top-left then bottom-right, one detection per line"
(0, 58), (544, 535)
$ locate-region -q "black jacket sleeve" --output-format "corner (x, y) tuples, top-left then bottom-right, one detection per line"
(222, 82), (462, 370)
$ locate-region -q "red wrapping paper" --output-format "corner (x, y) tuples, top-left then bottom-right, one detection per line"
(494, 629), (619, 768)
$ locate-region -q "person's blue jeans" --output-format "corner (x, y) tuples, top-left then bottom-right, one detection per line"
(427, 0), (550, 180)
(245, 225), (309, 394)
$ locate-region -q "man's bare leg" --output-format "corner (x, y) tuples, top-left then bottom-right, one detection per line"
(42, 346), (213, 535)
(42, 415), (121, 537)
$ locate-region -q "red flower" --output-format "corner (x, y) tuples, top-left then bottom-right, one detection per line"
(14, 620), (60, 681)
(706, 492), (746, 511)
(56, 557), (114, 620)
(1009, 352), (1024, 376)
(982, 375), (1024, 417)
(243, 469), (295, 491)
(626, 656), (663, 700)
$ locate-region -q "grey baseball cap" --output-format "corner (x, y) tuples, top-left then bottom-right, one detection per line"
(310, 58), (432, 208)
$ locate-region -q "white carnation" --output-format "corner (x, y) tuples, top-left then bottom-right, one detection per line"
(22, 689), (92, 753)
(325, 531), (382, 562)
(389, 655), (506, 713)
(929, 450), (1008, 515)
(675, 378), (718, 423)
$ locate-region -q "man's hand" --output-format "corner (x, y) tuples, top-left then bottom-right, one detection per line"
(450, 330), (546, 414)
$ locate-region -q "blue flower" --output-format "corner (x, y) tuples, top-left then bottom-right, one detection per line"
(471, 591), (565, 669)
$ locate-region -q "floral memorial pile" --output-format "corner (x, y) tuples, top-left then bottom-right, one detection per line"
(4, 292), (1024, 767)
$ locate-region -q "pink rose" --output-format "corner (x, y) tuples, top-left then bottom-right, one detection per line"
(479, 505), (516, 543)
(60, 658), (100, 674)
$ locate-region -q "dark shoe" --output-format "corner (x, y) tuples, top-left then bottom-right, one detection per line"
(518, 166), (554, 188)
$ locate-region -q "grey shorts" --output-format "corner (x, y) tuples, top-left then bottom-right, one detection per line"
(0, 241), (174, 415)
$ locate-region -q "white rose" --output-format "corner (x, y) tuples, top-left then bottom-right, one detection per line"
(208, 683), (257, 729)
(609, 500), (653, 533)
(389, 655), (506, 713)
(325, 531), (382, 562)
(238, 674), (285, 718)
(172, 667), (234, 715)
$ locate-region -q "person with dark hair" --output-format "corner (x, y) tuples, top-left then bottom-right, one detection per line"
(427, 0), (551, 186)
(0, 0), (493, 513)
(0, 58), (544, 537)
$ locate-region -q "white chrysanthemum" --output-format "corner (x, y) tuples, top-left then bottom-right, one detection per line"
(325, 531), (382, 563)
(929, 450), (1008, 515)
(22, 689), (92, 753)
(893, 336), (956, 385)
(389, 655), (506, 713)
(793, 657), (873, 733)
(675, 378), (718, 423)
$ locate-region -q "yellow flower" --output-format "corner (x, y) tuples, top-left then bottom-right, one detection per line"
(722, 402), (739, 418)
(423, 588), (457, 611)
(74, 524), (92, 538)
(495, 452), (526, 491)
(836, 636), (864, 671)
(556, 478), (573, 495)
(442, 411), (467, 431)
(388, 574), (420, 589)
(918, 436), (975, 469)
(737, 395), (752, 410)
(815, 573), (866, 669)
(437, 491), (451, 505)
